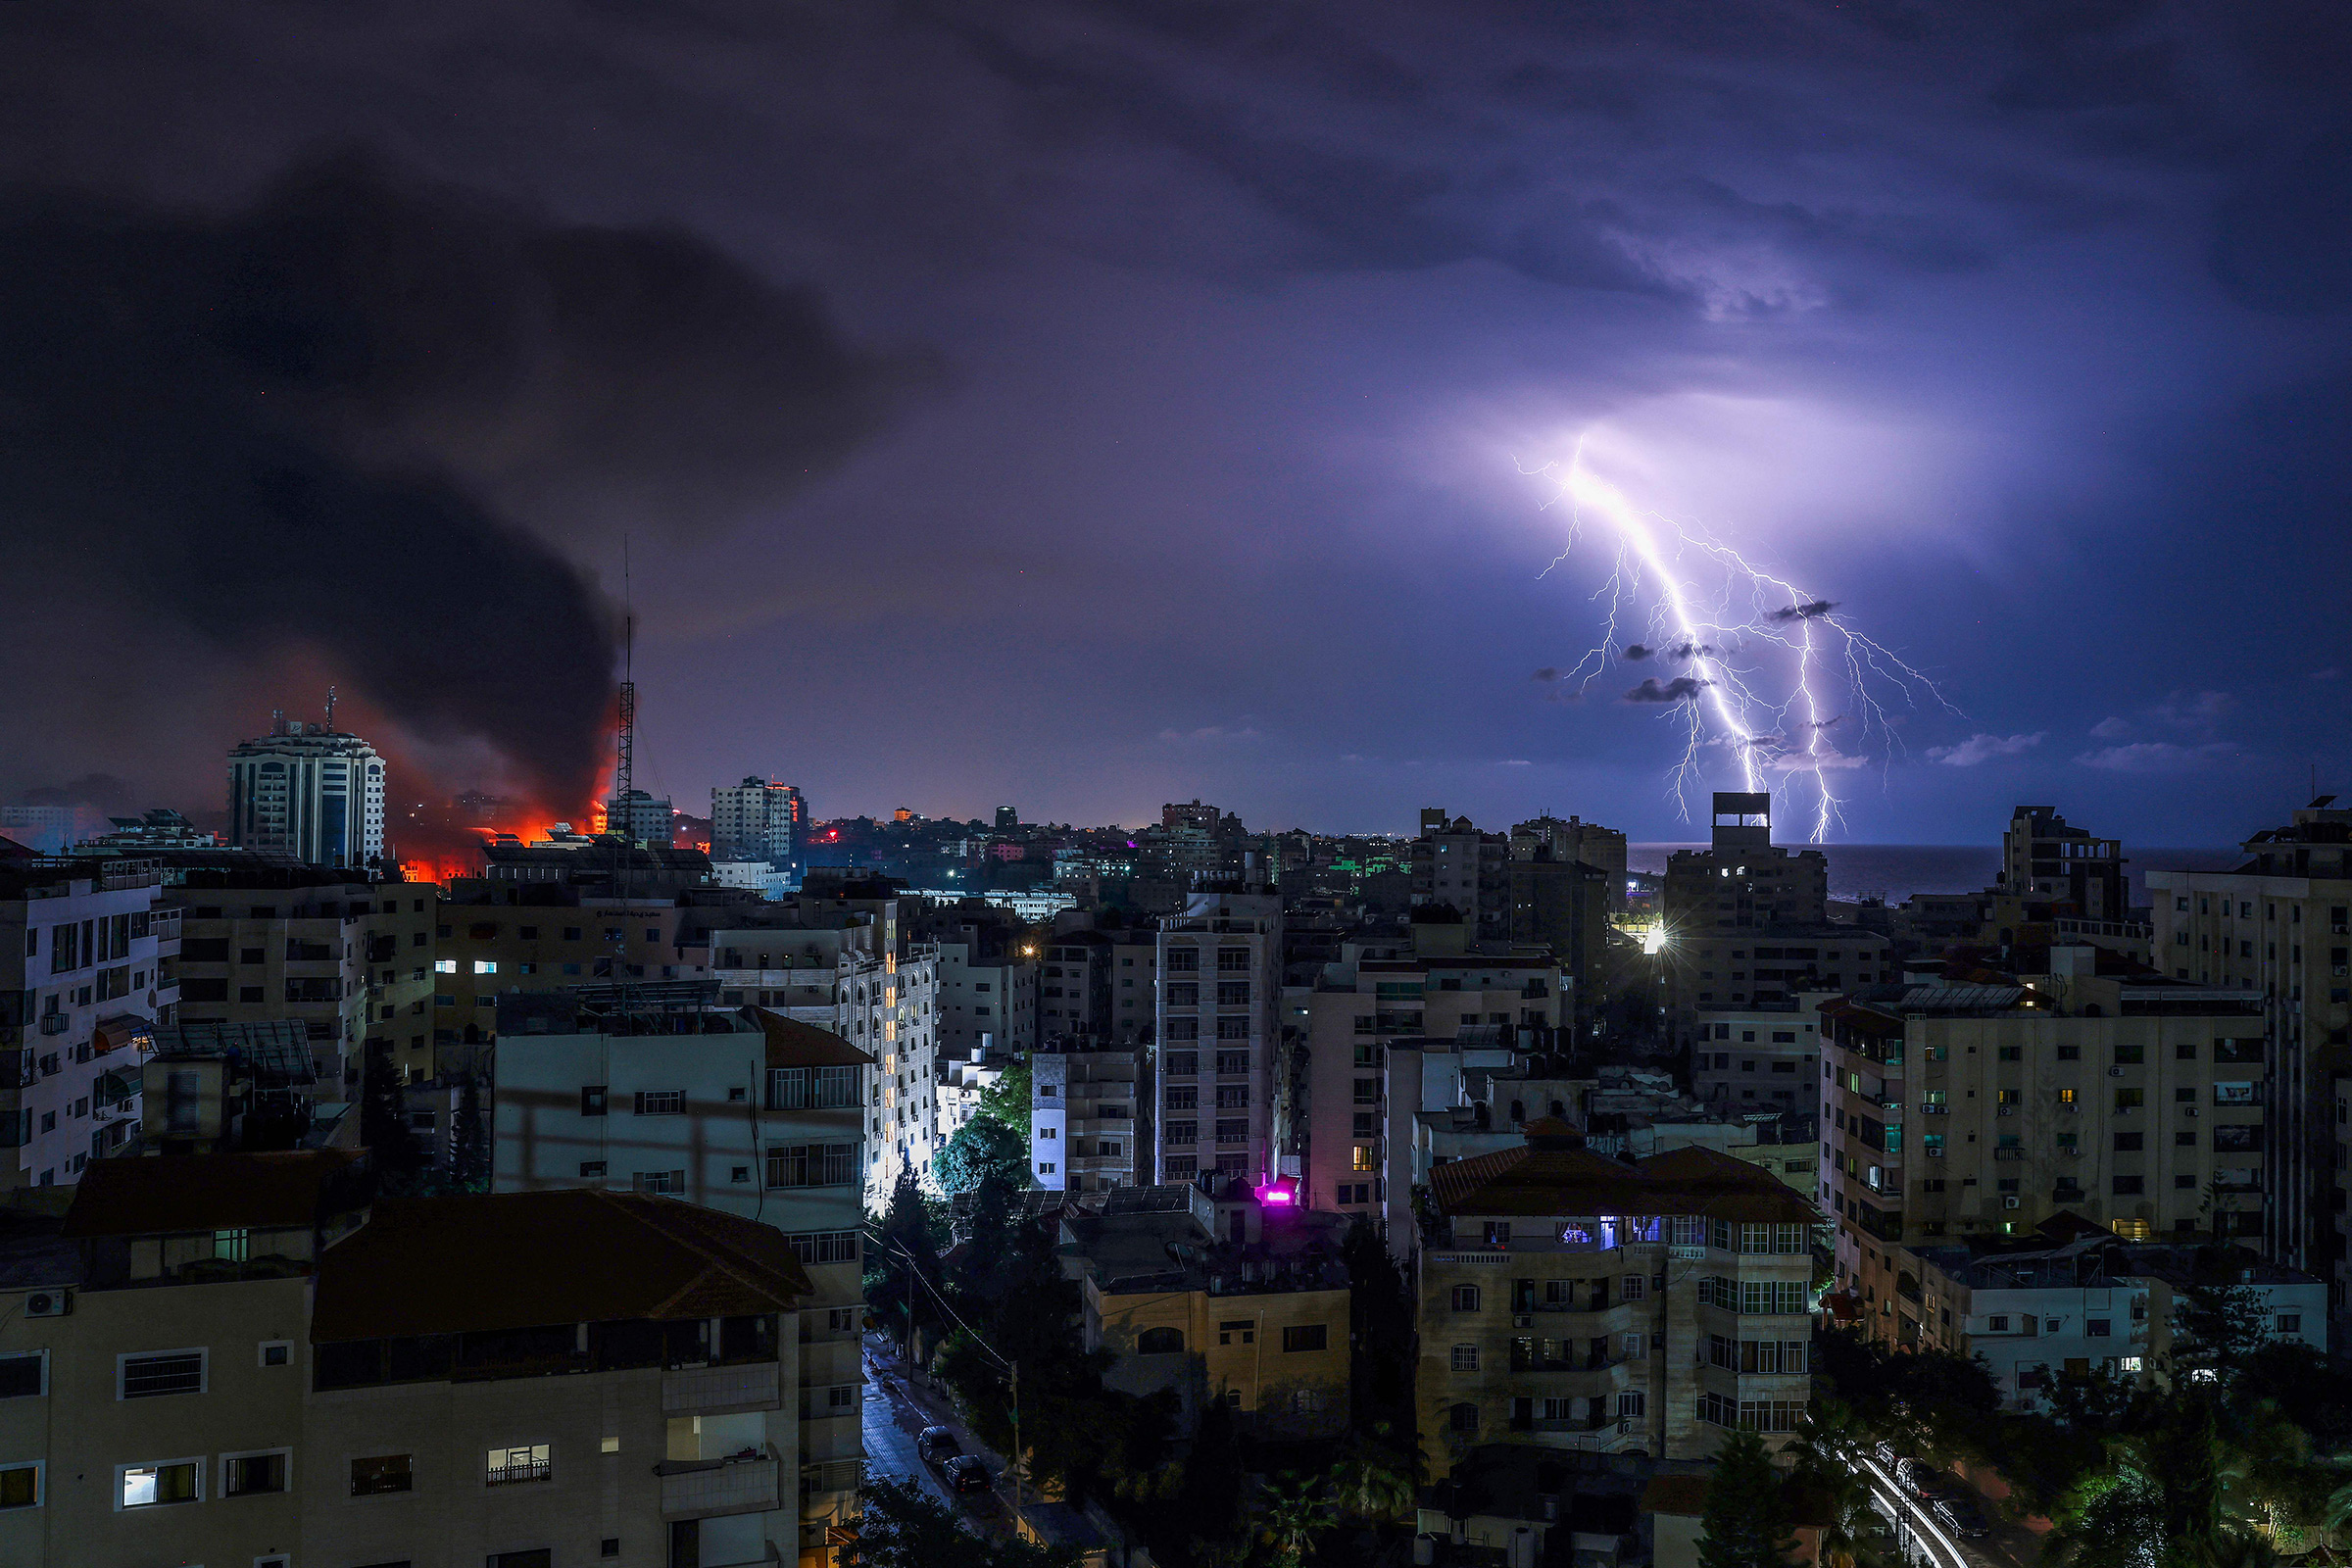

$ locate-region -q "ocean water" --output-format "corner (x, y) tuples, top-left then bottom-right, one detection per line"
(1626, 844), (2247, 907)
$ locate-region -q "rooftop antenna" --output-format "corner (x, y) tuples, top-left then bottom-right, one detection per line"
(324, 685), (337, 732)
(614, 538), (636, 814)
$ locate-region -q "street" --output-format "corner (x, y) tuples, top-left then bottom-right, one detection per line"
(860, 1334), (1023, 1537)
(1853, 1453), (2042, 1568)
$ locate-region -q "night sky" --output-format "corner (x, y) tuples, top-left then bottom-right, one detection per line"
(4, 2), (2350, 844)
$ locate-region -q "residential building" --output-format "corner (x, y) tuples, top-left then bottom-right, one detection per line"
(2147, 799), (2352, 1304)
(1108, 926), (1158, 1045)
(172, 865), (436, 1087)
(1822, 948), (2268, 1349)
(0, 1149), (818, 1568)
(908, 902), (1039, 1061)
(1416, 1129), (1821, 1477)
(1039, 930), (1112, 1040)
(489, 992), (870, 1553)
(140, 1020), (321, 1155)
(1033, 1040), (1152, 1191)
(1413, 811), (1510, 942)
(1297, 930), (1564, 1234)
(1912, 1235), (2326, 1407)
(2002, 806), (2127, 921)
(227, 715), (387, 869)
(1512, 813), (1631, 911)
(1153, 887), (1283, 1186)
(0, 851), (176, 1188)
(1070, 1183), (1350, 1438)
(605, 788), (676, 848)
(712, 777), (807, 878)
(1659, 794), (1881, 1044)
(1690, 995), (1836, 1111)
(1504, 851), (1608, 1023)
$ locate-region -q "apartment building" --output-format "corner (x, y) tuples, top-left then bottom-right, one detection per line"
(1659, 794), (1884, 1044)
(1297, 930), (1564, 1233)
(489, 996), (868, 1559)
(1690, 995), (1836, 1112)
(1911, 1236), (2326, 1406)
(1033, 1039), (1152, 1191)
(1413, 810), (1510, 942)
(171, 864), (435, 1086)
(906, 902), (1039, 1060)
(0, 1149), (817, 1568)
(1822, 950), (2267, 1349)
(1415, 1130), (1820, 1479)
(1071, 1184), (1350, 1439)
(435, 894), (706, 1045)
(226, 715), (386, 869)
(2147, 799), (2352, 1300)
(711, 776), (807, 878)
(1152, 888), (1283, 1186)
(1512, 814), (1630, 911)
(2002, 806), (2127, 921)
(0, 852), (175, 1189)
(1039, 929), (1111, 1040)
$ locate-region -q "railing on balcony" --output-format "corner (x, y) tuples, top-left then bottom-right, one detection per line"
(658, 1446), (782, 1519)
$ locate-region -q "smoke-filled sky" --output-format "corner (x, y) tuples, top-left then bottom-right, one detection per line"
(3, 1), (2349, 844)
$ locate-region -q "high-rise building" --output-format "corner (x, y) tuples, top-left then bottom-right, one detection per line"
(1411, 810), (1509, 942)
(227, 715), (386, 869)
(0, 850), (177, 1187)
(995, 805), (1018, 831)
(1152, 886), (1283, 1187)
(1821, 948), (2266, 1350)
(1659, 793), (1886, 1043)
(2146, 798), (2352, 1302)
(1032, 1038), (1152, 1192)
(1512, 814), (1631, 909)
(604, 788), (674, 848)
(712, 776), (806, 873)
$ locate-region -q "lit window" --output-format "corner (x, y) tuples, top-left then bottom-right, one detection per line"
(473, 959), (497, 975)
(118, 1460), (199, 1508)
(433, 958), (457, 974)
(485, 1445), (551, 1486)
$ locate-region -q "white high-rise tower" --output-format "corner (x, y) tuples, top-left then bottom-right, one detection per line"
(226, 706), (386, 868)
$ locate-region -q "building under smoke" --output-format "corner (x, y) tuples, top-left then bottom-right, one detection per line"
(227, 716), (385, 869)
(710, 776), (806, 877)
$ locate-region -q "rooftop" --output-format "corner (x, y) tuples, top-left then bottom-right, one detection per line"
(1429, 1133), (1818, 1225)
(312, 1191), (810, 1340)
(63, 1150), (366, 1238)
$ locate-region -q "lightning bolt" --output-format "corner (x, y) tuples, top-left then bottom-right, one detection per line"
(1531, 439), (1953, 843)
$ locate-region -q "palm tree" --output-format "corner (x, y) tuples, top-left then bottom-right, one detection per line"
(1328, 1427), (1418, 1523)
(1257, 1473), (1333, 1568)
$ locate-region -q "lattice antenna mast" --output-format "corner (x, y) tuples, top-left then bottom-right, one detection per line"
(614, 540), (636, 809)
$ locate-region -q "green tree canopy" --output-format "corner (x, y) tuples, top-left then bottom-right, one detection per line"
(841, 1477), (1080, 1568)
(1698, 1432), (1796, 1568)
(936, 1116), (1028, 1197)
(977, 1058), (1031, 1132)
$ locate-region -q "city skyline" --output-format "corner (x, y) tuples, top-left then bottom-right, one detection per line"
(4, 6), (2349, 845)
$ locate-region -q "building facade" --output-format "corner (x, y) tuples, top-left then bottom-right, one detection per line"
(1032, 1041), (1152, 1192)
(1152, 888), (1283, 1186)
(712, 777), (806, 877)
(227, 717), (386, 869)
(0, 854), (175, 1189)
(1416, 1134), (1820, 1478)
(1822, 952), (2268, 1348)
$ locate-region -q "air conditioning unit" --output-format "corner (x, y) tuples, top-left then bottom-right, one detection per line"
(2108, 1066), (2126, 1077)
(2184, 1106), (2199, 1118)
(24, 1290), (69, 1318)
(2003, 1197), (2021, 1210)
(1512, 1315), (1534, 1329)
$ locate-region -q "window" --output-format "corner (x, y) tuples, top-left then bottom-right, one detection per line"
(485, 1444), (552, 1486)
(633, 1169), (684, 1195)
(492, 1552), (555, 1568)
(433, 958), (457, 973)
(1449, 1402), (1479, 1434)
(1619, 1391), (1646, 1419)
(1451, 1285), (1482, 1313)
(1450, 1343), (1480, 1372)
(0, 1353), (44, 1397)
(1137, 1327), (1184, 1354)
(222, 1449), (289, 1495)
(352, 1453), (414, 1496)
(1283, 1324), (1329, 1353)
(0, 1462), (37, 1509)
(1484, 1221), (1512, 1247)
(1352, 1145), (1375, 1171)
(1621, 1274), (1646, 1301)
(580, 1085), (608, 1116)
(633, 1090), (685, 1115)
(1037, 1162), (1055, 1175)
(118, 1459), (200, 1509)
(119, 1350), (205, 1399)
(784, 1230), (860, 1265)
(2087, 1319), (2112, 1338)
(258, 1341), (291, 1368)
(2279, 1314), (2304, 1334)
(1218, 1320), (1254, 1346)
(766, 1144), (858, 1188)
(579, 1160), (608, 1178)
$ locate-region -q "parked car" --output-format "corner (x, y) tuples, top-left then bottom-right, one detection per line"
(1874, 1440), (1908, 1471)
(943, 1454), (993, 1495)
(916, 1427), (961, 1464)
(1896, 1459), (1947, 1499)
(1936, 1496), (1992, 1539)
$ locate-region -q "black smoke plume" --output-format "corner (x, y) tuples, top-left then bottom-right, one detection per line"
(0, 151), (908, 811)
(1624, 676), (1709, 704)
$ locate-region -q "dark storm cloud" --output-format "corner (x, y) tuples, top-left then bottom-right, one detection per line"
(1766, 600), (1838, 622)
(1622, 644), (1653, 662)
(0, 152), (906, 808)
(1530, 666), (1563, 681)
(1625, 676), (1709, 704)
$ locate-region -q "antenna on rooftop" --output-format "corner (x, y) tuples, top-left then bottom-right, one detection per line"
(324, 685), (337, 732)
(615, 538), (636, 811)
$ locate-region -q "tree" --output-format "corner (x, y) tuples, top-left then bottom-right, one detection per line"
(448, 1075), (490, 1192)
(841, 1477), (1080, 1568)
(976, 1059), (1031, 1132)
(359, 1043), (425, 1187)
(936, 1116), (1027, 1197)
(1255, 1472), (1334, 1568)
(1698, 1432), (1795, 1568)
(1327, 1429), (1418, 1523)
(2173, 1272), (2272, 1386)
(1342, 1217), (1419, 1445)
(866, 1169), (945, 1348)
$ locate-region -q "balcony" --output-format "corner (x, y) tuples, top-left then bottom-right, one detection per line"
(659, 1446), (782, 1519)
(663, 1361), (782, 1416)
(1993, 1148), (2026, 1161)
